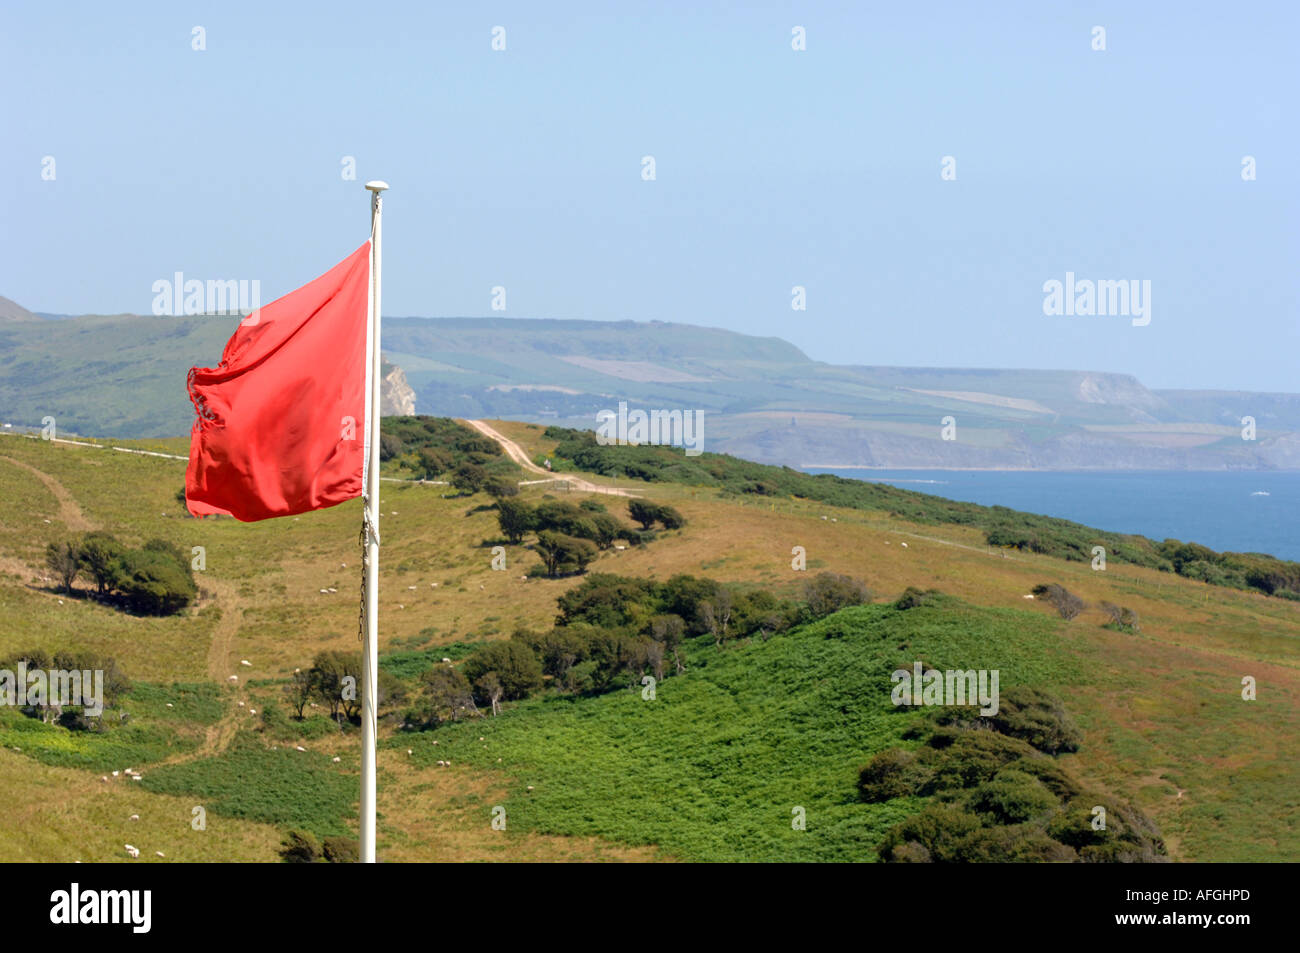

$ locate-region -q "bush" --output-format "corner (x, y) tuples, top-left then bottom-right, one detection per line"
(967, 770), (1059, 824)
(111, 548), (197, 615)
(858, 748), (932, 802)
(803, 572), (870, 618)
(279, 830), (320, 863)
(1031, 583), (1084, 621)
(893, 586), (940, 610)
(877, 804), (983, 863)
(321, 836), (359, 863)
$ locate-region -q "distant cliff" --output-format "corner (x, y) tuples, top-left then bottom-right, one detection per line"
(380, 357), (416, 416)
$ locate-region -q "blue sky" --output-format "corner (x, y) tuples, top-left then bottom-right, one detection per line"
(2, 1), (1295, 391)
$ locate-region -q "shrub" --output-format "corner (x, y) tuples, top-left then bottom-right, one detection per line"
(893, 586), (940, 610)
(877, 804), (983, 863)
(858, 748), (932, 802)
(111, 548), (197, 615)
(803, 572), (870, 618)
(967, 771), (1059, 824)
(1031, 583), (1084, 620)
(279, 830), (320, 863)
(989, 686), (1082, 755)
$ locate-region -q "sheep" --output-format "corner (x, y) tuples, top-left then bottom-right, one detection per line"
(240, 659), (251, 667)
(124, 845), (139, 859)
(101, 776), (108, 782)
(129, 814), (139, 821)
(407, 585), (417, 590)
(155, 851), (165, 858)
(332, 756), (341, 763)
(295, 745), (306, 752)
(441, 657), (452, 664)
(227, 675), (238, 682)
(1022, 594), (1035, 600)
(406, 749), (413, 756)
(248, 709), (257, 715)
(900, 542), (908, 548)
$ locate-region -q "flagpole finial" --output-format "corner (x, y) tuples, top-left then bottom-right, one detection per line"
(364, 180), (389, 192)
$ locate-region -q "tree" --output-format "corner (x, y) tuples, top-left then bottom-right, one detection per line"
(462, 642), (543, 701)
(417, 665), (477, 725)
(697, 588), (734, 646)
(650, 613), (687, 673)
(477, 671), (505, 716)
(284, 668), (315, 719)
(78, 531), (124, 595)
(804, 572), (870, 618)
(628, 499), (659, 530)
(535, 531), (597, 577)
(655, 504), (685, 530)
(496, 498), (535, 544)
(111, 548), (197, 615)
(310, 650), (361, 724)
(45, 540), (80, 593)
(451, 462), (487, 495)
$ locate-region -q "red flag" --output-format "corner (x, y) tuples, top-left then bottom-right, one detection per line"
(185, 242), (371, 521)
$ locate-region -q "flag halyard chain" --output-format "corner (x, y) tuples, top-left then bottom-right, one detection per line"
(357, 498), (380, 642)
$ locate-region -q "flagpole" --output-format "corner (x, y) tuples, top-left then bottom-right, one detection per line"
(362, 179), (388, 863)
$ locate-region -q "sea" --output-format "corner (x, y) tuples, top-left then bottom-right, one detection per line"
(801, 469), (1300, 562)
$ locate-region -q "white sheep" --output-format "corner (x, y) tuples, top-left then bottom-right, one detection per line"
(900, 542), (909, 548)
(129, 814), (139, 821)
(295, 745), (306, 752)
(240, 659), (251, 667)
(124, 845), (139, 859)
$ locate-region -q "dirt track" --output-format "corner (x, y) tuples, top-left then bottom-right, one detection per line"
(463, 419), (637, 497)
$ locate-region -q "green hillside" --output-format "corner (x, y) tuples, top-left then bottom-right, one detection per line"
(3, 310), (1298, 470)
(0, 422), (1296, 862)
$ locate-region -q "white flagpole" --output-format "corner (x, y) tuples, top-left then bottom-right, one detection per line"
(361, 179), (388, 863)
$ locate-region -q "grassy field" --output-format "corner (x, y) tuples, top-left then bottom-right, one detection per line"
(0, 424), (1296, 862)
